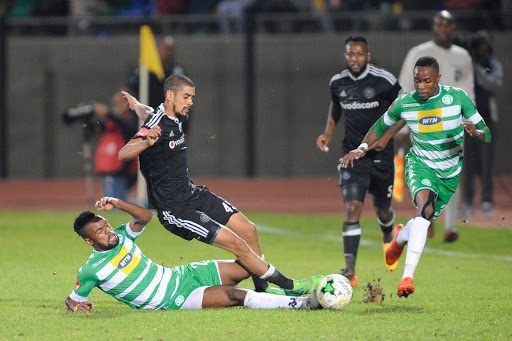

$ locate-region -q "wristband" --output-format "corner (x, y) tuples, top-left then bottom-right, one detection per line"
(73, 304), (80, 312)
(357, 143), (368, 151)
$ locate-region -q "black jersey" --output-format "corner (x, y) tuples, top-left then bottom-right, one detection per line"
(133, 104), (194, 210)
(330, 64), (401, 160)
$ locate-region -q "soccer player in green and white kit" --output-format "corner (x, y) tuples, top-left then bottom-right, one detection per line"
(65, 197), (320, 312)
(340, 56), (491, 298)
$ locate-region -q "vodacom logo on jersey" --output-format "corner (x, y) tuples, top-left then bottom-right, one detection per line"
(340, 101), (379, 110)
(169, 136), (185, 149)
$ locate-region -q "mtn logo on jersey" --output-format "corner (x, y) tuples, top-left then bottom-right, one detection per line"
(418, 108), (443, 133)
(117, 253), (133, 269)
(340, 101), (379, 110)
(169, 136), (185, 149)
(110, 246), (140, 275)
(419, 117), (441, 125)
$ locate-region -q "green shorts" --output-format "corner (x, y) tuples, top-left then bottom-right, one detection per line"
(405, 154), (459, 222)
(162, 260), (222, 310)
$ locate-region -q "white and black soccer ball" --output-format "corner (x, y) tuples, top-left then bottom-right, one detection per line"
(315, 274), (353, 310)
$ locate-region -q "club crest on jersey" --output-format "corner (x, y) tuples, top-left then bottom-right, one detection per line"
(363, 87), (375, 99)
(175, 295), (185, 306)
(442, 95), (453, 105)
(421, 179), (432, 186)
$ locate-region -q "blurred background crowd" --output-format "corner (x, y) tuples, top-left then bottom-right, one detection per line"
(2, 0), (511, 35)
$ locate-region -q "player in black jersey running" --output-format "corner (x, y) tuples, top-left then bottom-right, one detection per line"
(119, 75), (321, 296)
(316, 34), (402, 287)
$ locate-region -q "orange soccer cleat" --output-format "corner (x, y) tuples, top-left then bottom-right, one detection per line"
(340, 269), (358, 287)
(397, 277), (415, 298)
(385, 224), (405, 267)
(382, 241), (399, 271)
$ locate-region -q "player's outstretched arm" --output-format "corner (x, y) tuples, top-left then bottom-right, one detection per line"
(121, 91), (153, 121)
(369, 119), (407, 151)
(65, 296), (93, 312)
(340, 130), (380, 168)
(95, 197), (152, 232)
(118, 126), (161, 161)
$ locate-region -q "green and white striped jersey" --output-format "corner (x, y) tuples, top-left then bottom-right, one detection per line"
(70, 224), (182, 310)
(382, 85), (484, 179)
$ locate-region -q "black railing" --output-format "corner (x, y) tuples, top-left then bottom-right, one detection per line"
(5, 10), (505, 37)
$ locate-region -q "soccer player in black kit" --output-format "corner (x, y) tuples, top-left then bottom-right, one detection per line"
(119, 75), (321, 296)
(316, 35), (401, 287)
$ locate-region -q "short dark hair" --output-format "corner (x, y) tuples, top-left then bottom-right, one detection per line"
(345, 34), (368, 47)
(414, 56), (439, 73)
(74, 211), (97, 239)
(164, 74), (194, 97)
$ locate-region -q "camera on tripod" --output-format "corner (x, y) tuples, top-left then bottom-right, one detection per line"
(62, 101), (96, 124)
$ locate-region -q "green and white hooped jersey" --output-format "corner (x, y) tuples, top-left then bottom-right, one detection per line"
(383, 85), (482, 179)
(70, 224), (182, 310)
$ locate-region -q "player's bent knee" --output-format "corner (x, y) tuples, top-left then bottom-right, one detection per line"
(228, 234), (250, 255)
(243, 222), (258, 238)
(344, 201), (363, 220)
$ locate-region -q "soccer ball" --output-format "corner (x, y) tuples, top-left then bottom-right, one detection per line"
(316, 274), (353, 310)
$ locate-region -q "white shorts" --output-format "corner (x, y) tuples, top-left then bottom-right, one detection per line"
(180, 286), (209, 310)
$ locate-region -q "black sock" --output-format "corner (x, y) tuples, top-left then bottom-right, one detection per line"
(343, 222), (361, 273)
(266, 268), (294, 290)
(381, 224), (393, 243)
(252, 275), (269, 292)
(378, 210), (395, 243)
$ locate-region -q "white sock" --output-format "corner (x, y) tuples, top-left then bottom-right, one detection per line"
(403, 217), (430, 279)
(396, 218), (414, 245)
(259, 264), (275, 280)
(444, 186), (460, 232)
(243, 290), (308, 309)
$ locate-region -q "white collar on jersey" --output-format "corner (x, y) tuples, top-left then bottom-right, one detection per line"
(427, 85), (443, 101)
(158, 103), (180, 123)
(348, 63), (371, 81)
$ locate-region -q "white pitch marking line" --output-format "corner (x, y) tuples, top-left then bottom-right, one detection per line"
(256, 224), (512, 262)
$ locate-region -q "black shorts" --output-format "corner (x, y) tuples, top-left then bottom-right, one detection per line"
(338, 157), (394, 207)
(158, 185), (239, 244)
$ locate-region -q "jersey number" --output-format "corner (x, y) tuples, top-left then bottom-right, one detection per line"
(190, 261), (210, 269)
(387, 185), (393, 198)
(222, 202), (233, 213)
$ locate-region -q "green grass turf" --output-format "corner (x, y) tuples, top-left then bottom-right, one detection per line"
(1, 210), (511, 340)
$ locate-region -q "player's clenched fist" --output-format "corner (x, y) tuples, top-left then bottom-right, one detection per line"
(95, 196), (119, 211)
(147, 126), (161, 146)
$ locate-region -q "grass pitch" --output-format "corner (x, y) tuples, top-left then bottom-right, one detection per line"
(1, 210), (511, 340)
